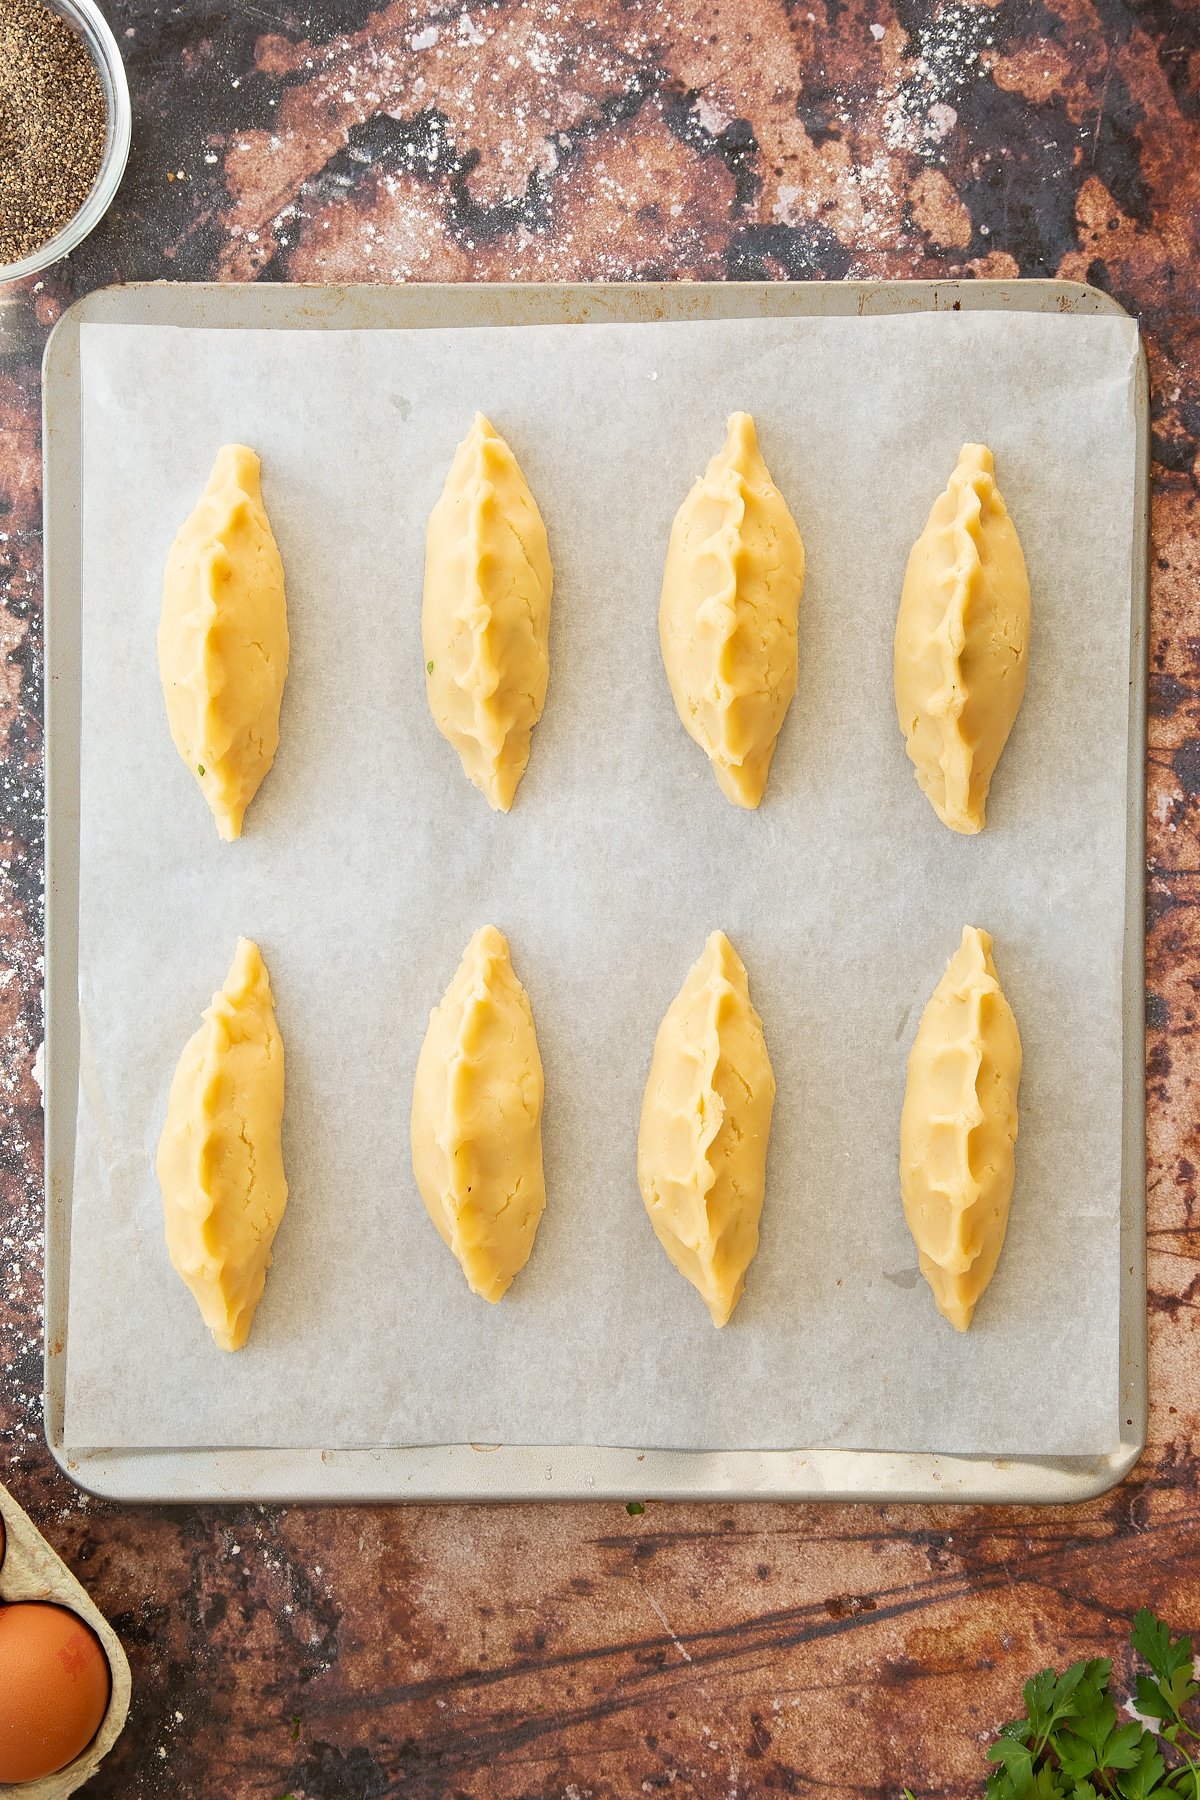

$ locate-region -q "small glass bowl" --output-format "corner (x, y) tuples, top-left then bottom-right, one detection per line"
(0, 0), (132, 286)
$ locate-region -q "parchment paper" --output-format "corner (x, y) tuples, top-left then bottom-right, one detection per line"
(64, 309), (1139, 1456)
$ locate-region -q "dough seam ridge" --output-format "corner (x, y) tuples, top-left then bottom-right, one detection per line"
(929, 468), (988, 821)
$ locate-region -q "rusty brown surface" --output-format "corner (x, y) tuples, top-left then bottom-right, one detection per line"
(1, 1), (1199, 1795)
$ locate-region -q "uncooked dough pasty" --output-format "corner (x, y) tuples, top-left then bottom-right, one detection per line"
(659, 413), (805, 808)
(894, 443), (1031, 834)
(159, 445), (289, 841)
(411, 925), (546, 1300)
(157, 938), (288, 1351)
(637, 931), (775, 1325)
(422, 415), (553, 811)
(899, 926), (1022, 1331)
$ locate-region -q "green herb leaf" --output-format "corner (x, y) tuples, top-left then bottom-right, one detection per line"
(290, 1714), (301, 1739)
(1023, 1668), (1063, 1741)
(915, 1617), (1199, 1800)
(988, 1734), (1036, 1794)
(1022, 1661), (1096, 1751)
(1138, 1675), (1181, 1725)
(197, 763), (205, 776)
(1133, 1611), (1198, 1726)
(1104, 1723), (1148, 1771)
(427, 660), (434, 673)
(1117, 1734), (1169, 1799)
(1054, 1729), (1101, 1783)
(626, 1500), (644, 1516)
(1059, 1691), (1144, 1776)
(1133, 1612), (1194, 1688)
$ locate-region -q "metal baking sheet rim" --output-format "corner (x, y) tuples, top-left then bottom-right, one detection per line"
(41, 278), (1149, 1507)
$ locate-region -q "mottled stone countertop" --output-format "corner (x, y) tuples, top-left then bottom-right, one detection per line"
(1, 1), (1198, 1795)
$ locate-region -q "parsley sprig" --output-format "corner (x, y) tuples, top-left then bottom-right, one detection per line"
(907, 1612), (1200, 1799)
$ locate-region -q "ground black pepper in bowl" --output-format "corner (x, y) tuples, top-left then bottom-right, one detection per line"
(0, 0), (108, 267)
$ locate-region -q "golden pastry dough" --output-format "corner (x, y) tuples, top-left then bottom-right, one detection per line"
(637, 931), (775, 1325)
(411, 926), (546, 1300)
(899, 926), (1022, 1331)
(894, 443), (1031, 834)
(422, 414), (553, 811)
(157, 938), (288, 1352)
(659, 412), (805, 808)
(159, 445), (289, 841)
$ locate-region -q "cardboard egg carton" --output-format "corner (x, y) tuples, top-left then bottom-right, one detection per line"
(0, 1480), (130, 1797)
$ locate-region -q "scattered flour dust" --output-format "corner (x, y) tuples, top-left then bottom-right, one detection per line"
(772, 0), (983, 259)
(0, 507), (50, 1473)
(883, 0), (991, 154)
(692, 94), (732, 136)
(0, 807), (46, 1467)
(240, 0), (999, 284)
(271, 2), (736, 281)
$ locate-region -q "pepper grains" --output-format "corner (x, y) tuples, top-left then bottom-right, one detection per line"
(0, 0), (107, 267)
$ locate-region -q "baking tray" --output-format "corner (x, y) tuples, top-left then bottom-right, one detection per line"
(42, 279), (1149, 1505)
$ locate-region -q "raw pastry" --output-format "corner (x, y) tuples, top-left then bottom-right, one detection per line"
(422, 414), (553, 811)
(411, 925), (546, 1300)
(894, 443), (1031, 834)
(899, 926), (1022, 1331)
(159, 445), (289, 841)
(637, 931), (775, 1325)
(659, 412), (805, 808)
(157, 938), (288, 1351)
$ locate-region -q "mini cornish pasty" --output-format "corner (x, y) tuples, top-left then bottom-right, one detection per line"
(637, 931), (775, 1325)
(422, 414), (553, 811)
(894, 443), (1031, 834)
(157, 938), (288, 1351)
(411, 926), (546, 1300)
(659, 413), (805, 808)
(899, 926), (1022, 1331)
(159, 445), (289, 840)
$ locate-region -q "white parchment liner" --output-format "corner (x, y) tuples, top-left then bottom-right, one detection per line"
(64, 311), (1138, 1454)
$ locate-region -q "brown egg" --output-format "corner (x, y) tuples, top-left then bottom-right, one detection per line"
(0, 1602), (111, 1783)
